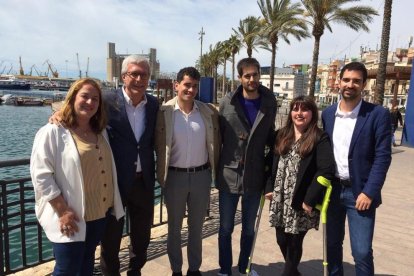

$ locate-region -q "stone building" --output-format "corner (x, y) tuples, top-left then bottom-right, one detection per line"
(106, 42), (160, 83)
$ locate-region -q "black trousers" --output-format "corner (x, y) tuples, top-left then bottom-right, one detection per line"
(100, 177), (154, 276)
(276, 227), (307, 276)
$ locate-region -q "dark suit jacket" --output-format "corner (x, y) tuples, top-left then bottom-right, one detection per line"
(217, 84), (277, 194)
(322, 101), (392, 207)
(265, 132), (336, 210)
(103, 89), (159, 201)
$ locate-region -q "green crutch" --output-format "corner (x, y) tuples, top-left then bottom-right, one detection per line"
(315, 176), (333, 276)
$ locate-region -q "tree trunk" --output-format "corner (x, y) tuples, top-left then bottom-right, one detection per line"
(248, 47), (252, 58)
(309, 35), (321, 99)
(222, 59), (227, 96)
(375, 0), (392, 106)
(231, 53), (236, 91)
(214, 65), (218, 104)
(269, 42), (276, 93)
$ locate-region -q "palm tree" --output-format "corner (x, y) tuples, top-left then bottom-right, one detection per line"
(258, 0), (309, 92)
(375, 0), (393, 106)
(196, 52), (214, 77)
(227, 34), (242, 91)
(220, 39), (233, 95)
(301, 0), (378, 99)
(233, 16), (263, 58)
(208, 42), (223, 103)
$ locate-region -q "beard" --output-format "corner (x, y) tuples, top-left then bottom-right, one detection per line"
(340, 88), (361, 101)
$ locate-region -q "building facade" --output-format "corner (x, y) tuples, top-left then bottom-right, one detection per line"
(260, 66), (309, 100)
(106, 42), (160, 83)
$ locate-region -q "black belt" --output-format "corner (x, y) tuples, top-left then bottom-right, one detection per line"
(168, 163), (209, 173)
(336, 178), (351, 187)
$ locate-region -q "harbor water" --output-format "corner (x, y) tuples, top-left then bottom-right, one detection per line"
(0, 89), (162, 270)
(0, 99), (55, 270)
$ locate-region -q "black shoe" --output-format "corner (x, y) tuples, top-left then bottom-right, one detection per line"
(187, 270), (202, 276)
(172, 272), (183, 276)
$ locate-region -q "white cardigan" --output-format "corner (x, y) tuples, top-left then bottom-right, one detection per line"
(30, 124), (124, 243)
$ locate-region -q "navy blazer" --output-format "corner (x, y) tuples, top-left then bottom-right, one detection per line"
(322, 101), (392, 207)
(103, 89), (159, 201)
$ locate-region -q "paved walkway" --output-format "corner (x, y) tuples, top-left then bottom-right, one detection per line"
(14, 131), (414, 276)
(139, 133), (414, 276)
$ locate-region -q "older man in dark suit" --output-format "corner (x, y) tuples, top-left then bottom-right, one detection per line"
(100, 55), (158, 276)
(322, 62), (392, 276)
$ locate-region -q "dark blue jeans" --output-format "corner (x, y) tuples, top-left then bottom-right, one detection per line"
(327, 186), (376, 276)
(218, 191), (261, 275)
(52, 216), (107, 276)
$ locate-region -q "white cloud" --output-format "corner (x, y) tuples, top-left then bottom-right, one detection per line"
(0, 0), (412, 80)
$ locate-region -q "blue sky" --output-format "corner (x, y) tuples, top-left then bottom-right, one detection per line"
(0, 0), (412, 80)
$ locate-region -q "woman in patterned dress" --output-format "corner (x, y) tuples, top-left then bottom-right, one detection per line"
(264, 96), (335, 276)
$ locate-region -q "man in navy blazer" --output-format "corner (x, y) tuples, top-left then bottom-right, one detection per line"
(100, 55), (159, 276)
(322, 62), (391, 276)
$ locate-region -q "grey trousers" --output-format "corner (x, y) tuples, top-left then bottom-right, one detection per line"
(164, 169), (211, 272)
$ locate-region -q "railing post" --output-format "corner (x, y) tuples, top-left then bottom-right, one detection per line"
(0, 181), (4, 276)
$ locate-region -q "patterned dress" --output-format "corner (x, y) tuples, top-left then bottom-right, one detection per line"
(269, 142), (320, 234)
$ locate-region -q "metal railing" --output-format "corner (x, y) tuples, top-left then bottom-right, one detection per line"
(0, 158), (168, 275)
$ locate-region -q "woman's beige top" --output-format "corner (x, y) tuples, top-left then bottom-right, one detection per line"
(71, 133), (114, 222)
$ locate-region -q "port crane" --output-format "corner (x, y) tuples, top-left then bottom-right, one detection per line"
(29, 64), (42, 76)
(19, 56), (24, 75)
(7, 65), (13, 74)
(76, 53), (90, 78)
(76, 53), (82, 78)
(85, 57), (89, 77)
(43, 60), (59, 78)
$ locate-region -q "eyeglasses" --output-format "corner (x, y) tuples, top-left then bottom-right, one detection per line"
(125, 71), (149, 80)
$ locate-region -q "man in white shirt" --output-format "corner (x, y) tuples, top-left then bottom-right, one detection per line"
(322, 62), (392, 276)
(155, 67), (220, 276)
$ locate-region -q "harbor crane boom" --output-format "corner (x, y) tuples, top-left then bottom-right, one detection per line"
(85, 57), (89, 77)
(7, 65), (13, 74)
(76, 53), (82, 78)
(43, 60), (59, 78)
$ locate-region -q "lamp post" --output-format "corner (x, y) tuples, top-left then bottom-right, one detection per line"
(198, 27), (205, 61)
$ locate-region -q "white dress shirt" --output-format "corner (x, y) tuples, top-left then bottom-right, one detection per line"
(122, 87), (147, 172)
(169, 101), (208, 168)
(332, 100), (362, 180)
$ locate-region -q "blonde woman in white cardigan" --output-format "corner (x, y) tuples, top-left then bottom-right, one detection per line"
(30, 78), (124, 276)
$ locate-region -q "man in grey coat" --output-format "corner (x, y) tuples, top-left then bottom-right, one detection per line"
(217, 57), (277, 276)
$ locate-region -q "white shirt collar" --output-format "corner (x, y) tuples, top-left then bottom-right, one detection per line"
(174, 100), (199, 114)
(335, 100), (362, 119)
(122, 86), (147, 107)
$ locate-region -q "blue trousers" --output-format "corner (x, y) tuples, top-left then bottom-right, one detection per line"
(218, 191), (261, 275)
(52, 216), (107, 276)
(327, 186), (376, 276)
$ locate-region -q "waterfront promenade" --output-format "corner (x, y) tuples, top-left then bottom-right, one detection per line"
(13, 132), (414, 276)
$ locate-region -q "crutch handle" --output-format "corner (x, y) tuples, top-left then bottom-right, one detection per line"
(315, 176), (332, 224)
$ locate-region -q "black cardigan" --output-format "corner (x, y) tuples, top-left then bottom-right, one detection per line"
(265, 131), (336, 210)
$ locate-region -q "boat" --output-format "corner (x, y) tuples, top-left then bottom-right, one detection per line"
(1, 94), (17, 105)
(0, 78), (30, 90)
(15, 97), (44, 106)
